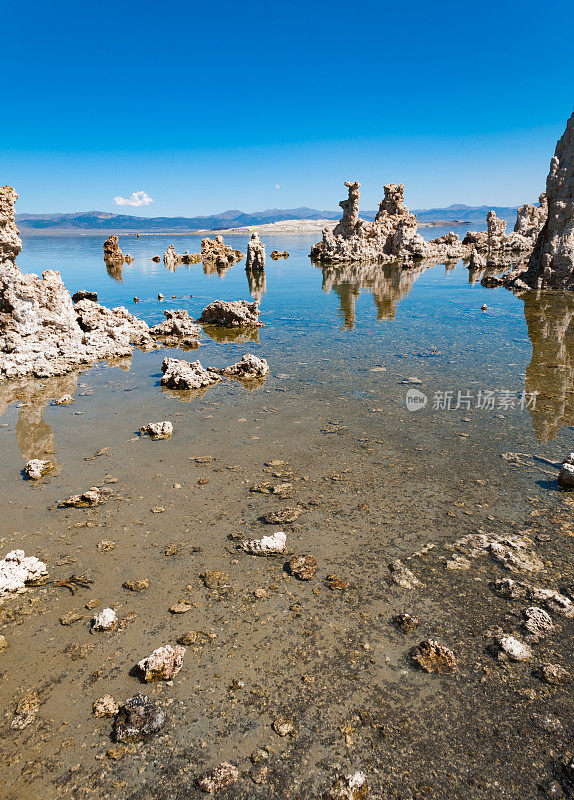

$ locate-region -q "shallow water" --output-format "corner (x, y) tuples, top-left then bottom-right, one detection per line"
(0, 230), (572, 799)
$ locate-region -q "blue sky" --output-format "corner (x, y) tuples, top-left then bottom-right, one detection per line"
(2, 0), (572, 215)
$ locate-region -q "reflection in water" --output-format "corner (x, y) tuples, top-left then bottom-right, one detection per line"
(246, 267), (266, 303)
(202, 325), (260, 344)
(105, 259), (124, 283)
(162, 375), (266, 403)
(0, 372), (81, 461)
(318, 261), (428, 329)
(523, 291), (573, 442)
(202, 260), (230, 278)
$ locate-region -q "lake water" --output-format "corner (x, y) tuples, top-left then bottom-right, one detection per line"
(0, 228), (572, 800)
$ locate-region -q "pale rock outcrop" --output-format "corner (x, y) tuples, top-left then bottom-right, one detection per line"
(161, 357), (222, 390)
(201, 235), (244, 268)
(0, 186), (160, 380)
(163, 244), (201, 271)
(218, 353), (269, 379)
(24, 458), (52, 480)
(103, 235), (123, 264)
(0, 550), (47, 599)
(137, 644), (186, 681)
(311, 181), (468, 264)
(149, 309), (202, 347)
(514, 193), (548, 238)
(92, 695), (119, 718)
(520, 112), (574, 290)
(197, 299), (262, 327)
(91, 608), (117, 631)
(464, 210), (534, 266)
(139, 421), (173, 439)
(496, 635), (532, 662)
(246, 233), (266, 270)
(241, 530), (287, 555)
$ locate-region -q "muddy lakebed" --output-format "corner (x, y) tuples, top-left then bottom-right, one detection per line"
(0, 229), (572, 799)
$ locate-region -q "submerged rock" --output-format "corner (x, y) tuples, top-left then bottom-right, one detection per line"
(149, 309), (202, 347)
(197, 762), (239, 793)
(218, 353), (269, 379)
(534, 663), (571, 686)
(112, 693), (166, 742)
(137, 644), (186, 681)
(393, 613), (420, 633)
(60, 486), (107, 507)
(0, 550), (47, 599)
(139, 421), (173, 439)
(24, 458), (52, 480)
(241, 530), (287, 555)
(161, 357), (221, 390)
(411, 639), (458, 673)
(197, 299), (262, 328)
(123, 578), (150, 592)
(261, 506), (303, 524)
(270, 250), (289, 259)
(246, 232), (266, 270)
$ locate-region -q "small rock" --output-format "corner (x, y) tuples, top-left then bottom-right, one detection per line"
(11, 690), (40, 729)
(411, 640), (458, 673)
(241, 531), (287, 555)
(253, 588), (267, 598)
(60, 611), (84, 626)
(0, 634), (8, 652)
(251, 765), (268, 784)
(534, 663), (571, 686)
(133, 297), (139, 303)
(496, 635), (532, 662)
(72, 290), (98, 303)
(250, 748), (269, 764)
(169, 601), (193, 614)
(52, 395), (75, 406)
(201, 571), (230, 589)
(393, 613), (420, 633)
(287, 554), (318, 580)
(197, 762), (239, 793)
(324, 574), (350, 591)
(92, 695), (119, 718)
(273, 716), (295, 736)
(113, 694), (166, 742)
(139, 421), (173, 439)
(327, 772), (368, 800)
(558, 462), (574, 488)
(522, 606), (554, 639)
(137, 644), (185, 681)
(261, 506), (303, 524)
(61, 487), (105, 508)
(91, 608), (117, 632)
(24, 459), (53, 480)
(481, 304), (488, 311)
(158, 293), (165, 300)
(123, 579), (149, 592)
(388, 559), (423, 589)
(445, 554), (471, 571)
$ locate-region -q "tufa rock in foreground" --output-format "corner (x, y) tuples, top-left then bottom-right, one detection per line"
(197, 299), (262, 328)
(311, 181), (468, 265)
(0, 550), (47, 599)
(0, 186), (160, 380)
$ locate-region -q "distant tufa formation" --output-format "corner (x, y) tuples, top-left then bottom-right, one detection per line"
(103, 235), (124, 264)
(201, 235), (244, 268)
(163, 244), (202, 271)
(463, 198), (548, 267)
(310, 181), (468, 264)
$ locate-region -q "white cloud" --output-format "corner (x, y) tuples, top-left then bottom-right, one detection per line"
(114, 190), (154, 207)
(274, 183), (280, 189)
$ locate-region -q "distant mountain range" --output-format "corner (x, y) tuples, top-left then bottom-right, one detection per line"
(16, 203), (524, 232)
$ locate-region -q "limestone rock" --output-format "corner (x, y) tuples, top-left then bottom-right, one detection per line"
(327, 772), (368, 800)
(137, 644), (186, 681)
(534, 663), (571, 686)
(218, 353), (269, 379)
(521, 112), (574, 290)
(10, 690), (40, 729)
(112, 693), (166, 742)
(24, 458), (52, 480)
(161, 357), (221, 390)
(201, 235), (244, 268)
(61, 486), (106, 507)
(270, 250), (289, 259)
(246, 233), (266, 270)
(388, 559), (423, 589)
(311, 181), (469, 265)
(103, 235), (123, 264)
(393, 613), (420, 633)
(241, 530), (287, 555)
(92, 694), (119, 718)
(123, 578), (149, 591)
(492, 577), (574, 618)
(149, 309), (201, 346)
(261, 506), (303, 524)
(288, 553), (318, 580)
(139, 421), (173, 439)
(197, 299), (262, 328)
(521, 606), (554, 639)
(558, 462), (574, 488)
(410, 640), (457, 673)
(496, 635), (532, 662)
(91, 607), (117, 632)
(198, 762), (239, 793)
(0, 550), (47, 599)
(163, 244), (202, 270)
(514, 193), (548, 238)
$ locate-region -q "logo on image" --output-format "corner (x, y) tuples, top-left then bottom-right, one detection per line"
(405, 389), (428, 412)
